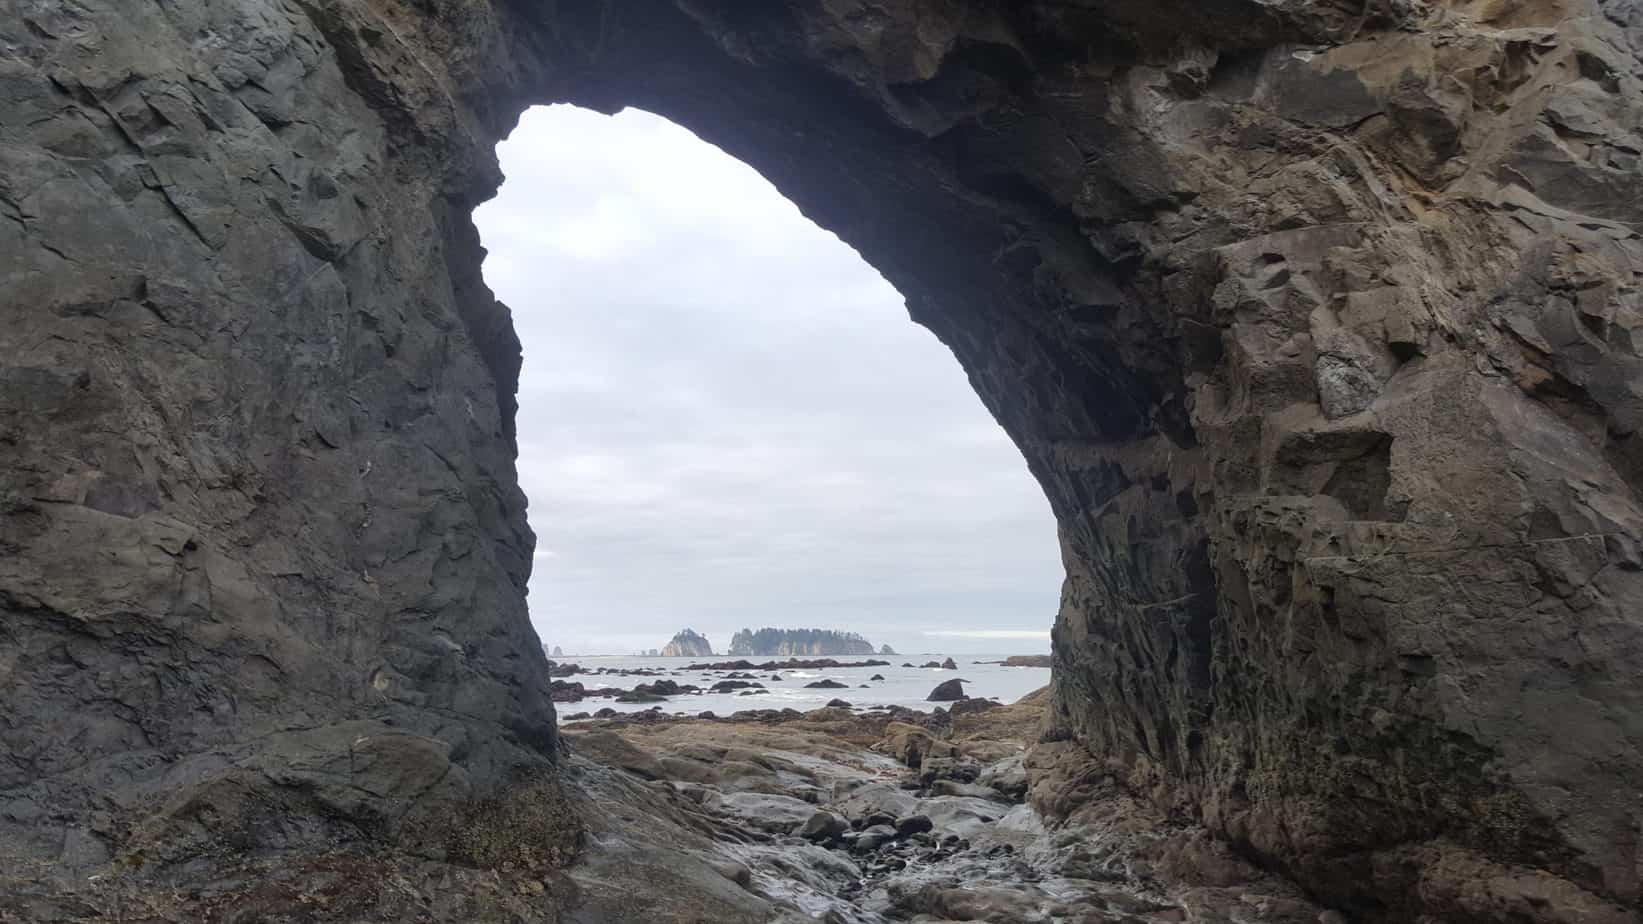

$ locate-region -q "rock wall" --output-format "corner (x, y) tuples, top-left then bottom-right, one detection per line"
(0, 0), (555, 870)
(3, 0), (1641, 920)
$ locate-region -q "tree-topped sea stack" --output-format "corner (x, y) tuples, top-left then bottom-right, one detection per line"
(727, 628), (877, 657)
(659, 629), (714, 658)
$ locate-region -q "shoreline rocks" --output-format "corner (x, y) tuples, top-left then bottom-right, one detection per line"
(555, 686), (1328, 922)
(684, 658), (890, 671)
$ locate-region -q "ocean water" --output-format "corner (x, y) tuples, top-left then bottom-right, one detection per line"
(553, 654), (1051, 721)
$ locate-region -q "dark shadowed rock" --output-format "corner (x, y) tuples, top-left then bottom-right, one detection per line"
(804, 679), (849, 689)
(940, 658), (958, 671)
(894, 814), (934, 837)
(927, 679), (967, 702)
(919, 757), (981, 786)
(948, 698), (1001, 717)
(826, 699), (853, 709)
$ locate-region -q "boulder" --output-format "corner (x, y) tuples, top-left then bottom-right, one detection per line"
(859, 811), (897, 830)
(794, 810), (849, 844)
(875, 723), (959, 769)
(947, 698), (998, 717)
(930, 780), (1008, 802)
(854, 824), (897, 851)
(633, 679), (687, 697)
(803, 679), (848, 689)
(977, 755), (1028, 802)
(706, 792), (817, 833)
(893, 814), (933, 837)
(927, 679), (967, 702)
(940, 658), (957, 670)
(919, 757), (981, 786)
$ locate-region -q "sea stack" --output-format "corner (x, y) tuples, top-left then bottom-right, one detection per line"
(660, 629), (714, 658)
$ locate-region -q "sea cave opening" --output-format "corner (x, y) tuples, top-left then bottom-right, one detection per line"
(474, 104), (1062, 664)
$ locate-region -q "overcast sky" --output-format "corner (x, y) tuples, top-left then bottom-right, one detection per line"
(474, 105), (1060, 656)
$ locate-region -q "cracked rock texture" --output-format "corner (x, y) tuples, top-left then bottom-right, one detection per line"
(2, 0), (1642, 921)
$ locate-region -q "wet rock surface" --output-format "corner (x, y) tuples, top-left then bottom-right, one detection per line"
(556, 689), (1329, 923)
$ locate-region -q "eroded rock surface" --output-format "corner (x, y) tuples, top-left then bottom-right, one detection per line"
(4, 0), (1643, 920)
(558, 692), (1327, 922)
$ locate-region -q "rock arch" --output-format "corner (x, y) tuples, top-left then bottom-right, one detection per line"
(2, 1), (1641, 920)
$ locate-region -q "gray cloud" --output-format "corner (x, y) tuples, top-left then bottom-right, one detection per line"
(476, 105), (1061, 655)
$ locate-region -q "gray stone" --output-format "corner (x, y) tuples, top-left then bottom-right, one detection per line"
(854, 824), (897, 851)
(919, 757), (981, 786)
(794, 810), (849, 844)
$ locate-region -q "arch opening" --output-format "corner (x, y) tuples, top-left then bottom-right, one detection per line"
(474, 103), (1062, 659)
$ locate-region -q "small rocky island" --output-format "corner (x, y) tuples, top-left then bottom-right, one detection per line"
(728, 627), (877, 656)
(660, 628), (715, 657)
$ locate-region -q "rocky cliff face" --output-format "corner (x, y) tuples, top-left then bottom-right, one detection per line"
(728, 628), (878, 657)
(3, 1), (1641, 920)
(660, 629), (714, 658)
(0, 0), (556, 882)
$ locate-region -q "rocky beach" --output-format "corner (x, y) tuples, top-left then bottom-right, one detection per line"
(545, 655), (1054, 719)
(563, 687), (1336, 923)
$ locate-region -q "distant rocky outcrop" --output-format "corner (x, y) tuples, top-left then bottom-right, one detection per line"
(551, 645), (565, 658)
(728, 628), (875, 657)
(879, 644), (897, 656)
(1002, 655), (1051, 668)
(660, 629), (714, 658)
